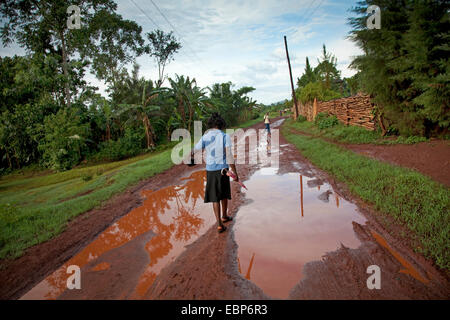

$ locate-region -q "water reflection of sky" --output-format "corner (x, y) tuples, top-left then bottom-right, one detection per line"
(234, 170), (367, 299)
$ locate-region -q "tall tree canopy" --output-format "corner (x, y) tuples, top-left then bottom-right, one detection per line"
(297, 57), (317, 89)
(348, 0), (449, 136)
(146, 30), (182, 87)
(0, 0), (144, 108)
(315, 44), (341, 91)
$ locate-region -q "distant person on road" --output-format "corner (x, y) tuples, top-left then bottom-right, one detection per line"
(264, 112), (271, 135)
(191, 112), (238, 234)
(279, 110), (282, 116)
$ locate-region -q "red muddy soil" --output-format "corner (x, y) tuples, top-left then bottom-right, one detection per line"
(1, 117), (449, 300)
(346, 141), (450, 187)
(290, 128), (450, 187)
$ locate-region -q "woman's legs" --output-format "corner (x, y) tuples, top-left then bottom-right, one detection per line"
(221, 198), (229, 219)
(212, 202), (224, 228)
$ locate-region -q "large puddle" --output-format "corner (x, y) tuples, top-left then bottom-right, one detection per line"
(234, 169), (367, 299)
(21, 170), (215, 299)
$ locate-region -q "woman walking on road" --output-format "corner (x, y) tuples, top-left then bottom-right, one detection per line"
(191, 113), (239, 234)
(264, 112), (271, 135)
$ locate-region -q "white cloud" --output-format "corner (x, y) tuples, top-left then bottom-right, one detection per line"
(1, 0), (361, 104)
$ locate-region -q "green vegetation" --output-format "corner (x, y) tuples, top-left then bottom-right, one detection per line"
(0, 1), (260, 173)
(291, 113), (429, 145)
(348, 0), (449, 137)
(314, 112), (339, 130)
(0, 148), (174, 260)
(263, 100), (293, 116)
(283, 119), (450, 270)
(0, 107), (262, 261)
(295, 45), (349, 105)
(233, 115), (264, 129)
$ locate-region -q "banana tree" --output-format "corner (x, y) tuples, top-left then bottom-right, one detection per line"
(186, 82), (209, 132)
(118, 83), (162, 149)
(168, 75), (206, 132)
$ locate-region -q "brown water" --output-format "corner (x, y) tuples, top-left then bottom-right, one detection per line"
(234, 169), (367, 299)
(21, 170), (215, 299)
(371, 230), (429, 284)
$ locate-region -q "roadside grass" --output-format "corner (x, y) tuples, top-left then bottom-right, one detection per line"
(0, 148), (174, 260)
(290, 118), (429, 145)
(233, 116), (264, 129)
(283, 119), (450, 270)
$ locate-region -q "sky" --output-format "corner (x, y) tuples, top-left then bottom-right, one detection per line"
(0, 0), (363, 105)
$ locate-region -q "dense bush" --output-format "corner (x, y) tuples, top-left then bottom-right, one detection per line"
(38, 109), (89, 171)
(349, 0), (450, 136)
(93, 128), (144, 162)
(315, 112), (339, 130)
(297, 82), (342, 105)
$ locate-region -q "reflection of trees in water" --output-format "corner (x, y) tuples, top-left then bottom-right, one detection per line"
(135, 171), (206, 297)
(237, 253), (256, 280)
(173, 172), (204, 242)
(39, 171), (207, 299)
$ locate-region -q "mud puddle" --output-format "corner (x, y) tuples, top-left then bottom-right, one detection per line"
(21, 170), (215, 300)
(234, 169), (367, 299)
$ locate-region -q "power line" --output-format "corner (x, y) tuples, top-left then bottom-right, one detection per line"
(130, 0), (208, 76)
(148, 0), (204, 64)
(297, 0), (319, 25)
(129, 0), (162, 30)
(307, 0), (326, 21)
(293, 0), (325, 36)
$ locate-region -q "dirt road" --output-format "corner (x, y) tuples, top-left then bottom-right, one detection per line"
(346, 141), (450, 187)
(2, 118), (449, 299)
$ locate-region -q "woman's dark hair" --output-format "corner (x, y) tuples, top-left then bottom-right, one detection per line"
(207, 112), (226, 130)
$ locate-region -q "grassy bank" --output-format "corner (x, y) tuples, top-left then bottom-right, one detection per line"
(0, 148), (174, 260)
(291, 117), (429, 144)
(283, 119), (450, 270)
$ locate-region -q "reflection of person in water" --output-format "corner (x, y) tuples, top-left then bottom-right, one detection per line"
(192, 113), (238, 233)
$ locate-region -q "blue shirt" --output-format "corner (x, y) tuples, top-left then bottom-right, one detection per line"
(194, 129), (232, 171)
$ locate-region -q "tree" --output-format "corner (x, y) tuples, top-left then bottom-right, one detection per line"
(146, 30), (182, 87)
(168, 75), (194, 130)
(348, 0), (449, 136)
(315, 44), (341, 90)
(345, 73), (361, 96)
(87, 10), (145, 90)
(118, 80), (161, 149)
(38, 108), (89, 170)
(297, 57), (317, 89)
(297, 82), (341, 104)
(0, 0), (144, 108)
(207, 82), (256, 127)
(0, 54), (63, 169)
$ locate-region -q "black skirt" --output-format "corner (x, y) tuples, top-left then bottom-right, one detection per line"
(204, 170), (231, 203)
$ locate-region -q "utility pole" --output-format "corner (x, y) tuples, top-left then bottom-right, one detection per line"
(284, 36), (299, 119)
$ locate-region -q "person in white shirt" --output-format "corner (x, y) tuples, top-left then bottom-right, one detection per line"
(191, 113), (238, 233)
(264, 112), (270, 134)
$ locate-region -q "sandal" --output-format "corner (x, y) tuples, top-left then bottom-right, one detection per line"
(217, 225), (227, 233)
(221, 216), (233, 223)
